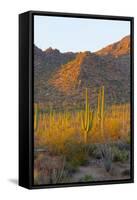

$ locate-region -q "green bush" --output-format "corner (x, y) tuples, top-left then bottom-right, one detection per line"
(79, 175), (93, 182)
(65, 162), (79, 175)
(69, 151), (88, 167)
(112, 147), (129, 162)
(63, 141), (89, 168)
(86, 144), (98, 157)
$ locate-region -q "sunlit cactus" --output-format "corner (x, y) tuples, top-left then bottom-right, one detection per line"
(97, 86), (105, 138)
(34, 104), (39, 131)
(81, 88), (94, 143)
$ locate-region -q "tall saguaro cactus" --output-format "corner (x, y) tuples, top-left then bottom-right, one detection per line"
(97, 86), (105, 138)
(34, 104), (39, 131)
(81, 88), (94, 143)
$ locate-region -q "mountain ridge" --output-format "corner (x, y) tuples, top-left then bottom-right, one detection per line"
(34, 35), (130, 109)
(96, 35), (130, 57)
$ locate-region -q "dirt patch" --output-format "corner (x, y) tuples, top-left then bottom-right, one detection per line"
(71, 159), (130, 182)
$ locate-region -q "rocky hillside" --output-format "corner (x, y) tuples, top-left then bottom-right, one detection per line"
(96, 36), (130, 56)
(34, 36), (130, 110)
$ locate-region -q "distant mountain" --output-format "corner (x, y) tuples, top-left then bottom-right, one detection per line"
(34, 46), (76, 103)
(96, 36), (130, 56)
(34, 35), (130, 110)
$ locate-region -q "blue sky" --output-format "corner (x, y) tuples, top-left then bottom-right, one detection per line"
(34, 15), (130, 53)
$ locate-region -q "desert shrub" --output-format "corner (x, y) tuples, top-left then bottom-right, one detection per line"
(125, 133), (130, 145)
(112, 147), (129, 162)
(116, 141), (130, 151)
(91, 149), (102, 159)
(63, 141), (89, 168)
(85, 144), (97, 157)
(100, 144), (113, 172)
(88, 144), (103, 159)
(79, 175), (93, 182)
(68, 151), (88, 167)
(34, 153), (67, 184)
(64, 162), (79, 175)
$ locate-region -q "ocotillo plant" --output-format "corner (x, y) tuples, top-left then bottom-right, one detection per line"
(97, 86), (105, 138)
(81, 88), (94, 143)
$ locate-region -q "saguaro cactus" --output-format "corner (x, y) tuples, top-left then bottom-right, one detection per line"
(81, 88), (94, 143)
(97, 86), (105, 138)
(34, 104), (39, 131)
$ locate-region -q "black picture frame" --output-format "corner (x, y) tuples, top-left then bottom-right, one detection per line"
(19, 10), (134, 189)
